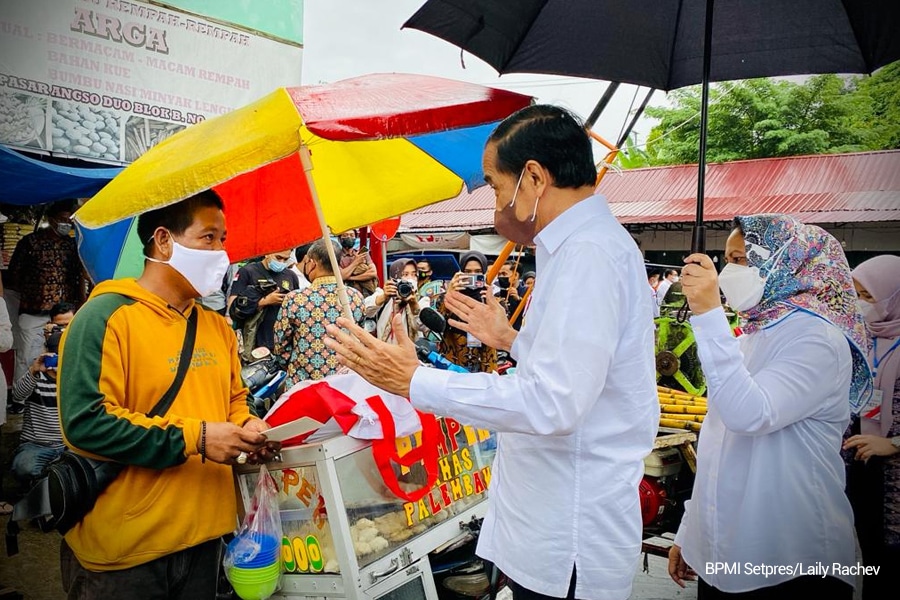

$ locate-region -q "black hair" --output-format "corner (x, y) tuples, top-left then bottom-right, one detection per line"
(732, 217), (745, 235)
(416, 258), (432, 268)
(295, 243), (314, 262)
(50, 302), (76, 319)
(664, 268), (679, 278)
(502, 261), (520, 274)
(307, 239), (341, 274)
(47, 199), (77, 217)
(487, 105), (596, 189)
(137, 189), (224, 255)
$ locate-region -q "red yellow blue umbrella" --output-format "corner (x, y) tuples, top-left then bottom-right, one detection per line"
(74, 73), (532, 284)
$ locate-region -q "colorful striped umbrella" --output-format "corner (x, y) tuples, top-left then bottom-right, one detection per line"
(74, 73), (532, 283)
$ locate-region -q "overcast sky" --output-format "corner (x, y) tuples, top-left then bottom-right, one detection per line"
(301, 0), (665, 149)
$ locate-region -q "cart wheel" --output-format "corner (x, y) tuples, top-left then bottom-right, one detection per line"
(654, 317), (706, 396)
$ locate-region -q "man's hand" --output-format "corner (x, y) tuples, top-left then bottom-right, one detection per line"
(667, 544), (696, 588)
(202, 421), (269, 465)
(324, 316), (420, 397)
(350, 251), (367, 268)
(260, 291), (286, 308)
(445, 289), (517, 351)
(844, 434), (900, 461)
(681, 253), (722, 315)
(29, 354), (50, 376)
(243, 418), (282, 464)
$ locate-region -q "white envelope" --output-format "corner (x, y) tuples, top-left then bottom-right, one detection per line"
(262, 417), (324, 442)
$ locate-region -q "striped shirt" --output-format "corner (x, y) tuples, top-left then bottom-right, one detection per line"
(12, 372), (62, 445)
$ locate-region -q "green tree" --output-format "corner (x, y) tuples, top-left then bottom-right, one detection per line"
(613, 134), (652, 169)
(852, 61), (900, 149)
(640, 64), (899, 166)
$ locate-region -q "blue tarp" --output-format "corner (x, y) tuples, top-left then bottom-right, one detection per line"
(0, 145), (121, 205)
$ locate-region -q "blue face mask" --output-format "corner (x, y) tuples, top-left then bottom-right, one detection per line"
(268, 259), (288, 273)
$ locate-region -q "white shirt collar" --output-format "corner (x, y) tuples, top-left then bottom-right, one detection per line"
(533, 193), (611, 254)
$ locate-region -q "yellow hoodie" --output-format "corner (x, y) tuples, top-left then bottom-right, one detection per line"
(57, 278), (251, 570)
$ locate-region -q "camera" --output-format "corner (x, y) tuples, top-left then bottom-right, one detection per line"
(393, 278), (416, 299)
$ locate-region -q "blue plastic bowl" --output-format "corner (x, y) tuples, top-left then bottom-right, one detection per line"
(228, 534), (280, 568)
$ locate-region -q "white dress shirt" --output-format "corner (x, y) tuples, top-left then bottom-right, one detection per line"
(675, 308), (856, 592)
(656, 278), (673, 307)
(289, 265), (311, 291)
(410, 194), (659, 599)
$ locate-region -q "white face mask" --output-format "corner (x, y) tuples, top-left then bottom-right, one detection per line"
(147, 240), (230, 297)
(857, 298), (885, 323)
(718, 263), (766, 312)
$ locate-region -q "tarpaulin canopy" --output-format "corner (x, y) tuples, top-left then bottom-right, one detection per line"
(0, 144), (121, 205)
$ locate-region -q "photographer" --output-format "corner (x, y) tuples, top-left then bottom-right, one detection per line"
(227, 250), (298, 356)
(364, 258), (425, 344)
(10, 302), (75, 484)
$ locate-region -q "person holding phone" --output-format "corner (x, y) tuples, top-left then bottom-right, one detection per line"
(10, 302), (75, 483)
(429, 251), (497, 373)
(338, 229), (378, 296)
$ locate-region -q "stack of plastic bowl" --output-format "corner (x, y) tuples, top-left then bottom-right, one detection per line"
(227, 533), (281, 600)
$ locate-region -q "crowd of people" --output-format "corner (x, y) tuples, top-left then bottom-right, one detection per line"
(0, 103), (896, 600)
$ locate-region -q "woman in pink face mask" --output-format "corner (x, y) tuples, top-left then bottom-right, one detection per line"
(844, 254), (900, 599)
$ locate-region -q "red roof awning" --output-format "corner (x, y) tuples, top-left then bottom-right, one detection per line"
(401, 150), (900, 231)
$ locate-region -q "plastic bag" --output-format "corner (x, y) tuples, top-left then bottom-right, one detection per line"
(224, 465), (283, 600)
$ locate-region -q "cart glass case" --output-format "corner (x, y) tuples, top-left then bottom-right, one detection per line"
(236, 417), (496, 599)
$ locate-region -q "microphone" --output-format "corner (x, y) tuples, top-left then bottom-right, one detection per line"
(415, 339), (469, 373)
(419, 306), (447, 335)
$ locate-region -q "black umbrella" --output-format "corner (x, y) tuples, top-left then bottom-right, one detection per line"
(404, 0), (900, 250)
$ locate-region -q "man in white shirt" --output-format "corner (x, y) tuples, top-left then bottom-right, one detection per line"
(656, 268), (679, 308)
(289, 243), (313, 292)
(324, 105), (659, 600)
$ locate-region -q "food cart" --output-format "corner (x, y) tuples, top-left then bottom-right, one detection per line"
(235, 417), (496, 600)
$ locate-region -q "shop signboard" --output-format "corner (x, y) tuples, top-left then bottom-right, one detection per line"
(0, 0), (304, 164)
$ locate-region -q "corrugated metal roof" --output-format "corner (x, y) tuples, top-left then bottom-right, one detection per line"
(400, 150), (900, 231)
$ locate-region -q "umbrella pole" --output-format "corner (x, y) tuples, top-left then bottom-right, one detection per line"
(584, 82), (620, 130)
(298, 145), (355, 322)
(691, 0), (716, 254)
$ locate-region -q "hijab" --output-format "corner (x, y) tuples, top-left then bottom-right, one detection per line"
(459, 251), (488, 274)
(389, 258), (416, 280)
(735, 214), (872, 414)
(384, 258), (419, 343)
(851, 254), (900, 436)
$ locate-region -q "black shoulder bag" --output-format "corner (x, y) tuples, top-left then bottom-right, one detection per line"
(7, 307), (198, 553)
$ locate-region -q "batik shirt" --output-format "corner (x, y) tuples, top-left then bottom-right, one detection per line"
(274, 277), (364, 386)
(7, 228), (86, 313)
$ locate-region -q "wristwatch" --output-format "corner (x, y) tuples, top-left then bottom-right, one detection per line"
(892, 436), (900, 450)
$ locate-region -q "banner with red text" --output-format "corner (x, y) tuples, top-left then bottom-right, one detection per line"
(0, 0), (303, 164)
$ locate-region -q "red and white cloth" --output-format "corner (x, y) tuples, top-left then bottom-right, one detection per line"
(264, 372), (440, 502)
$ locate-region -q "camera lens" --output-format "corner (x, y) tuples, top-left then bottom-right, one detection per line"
(397, 280), (415, 299)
